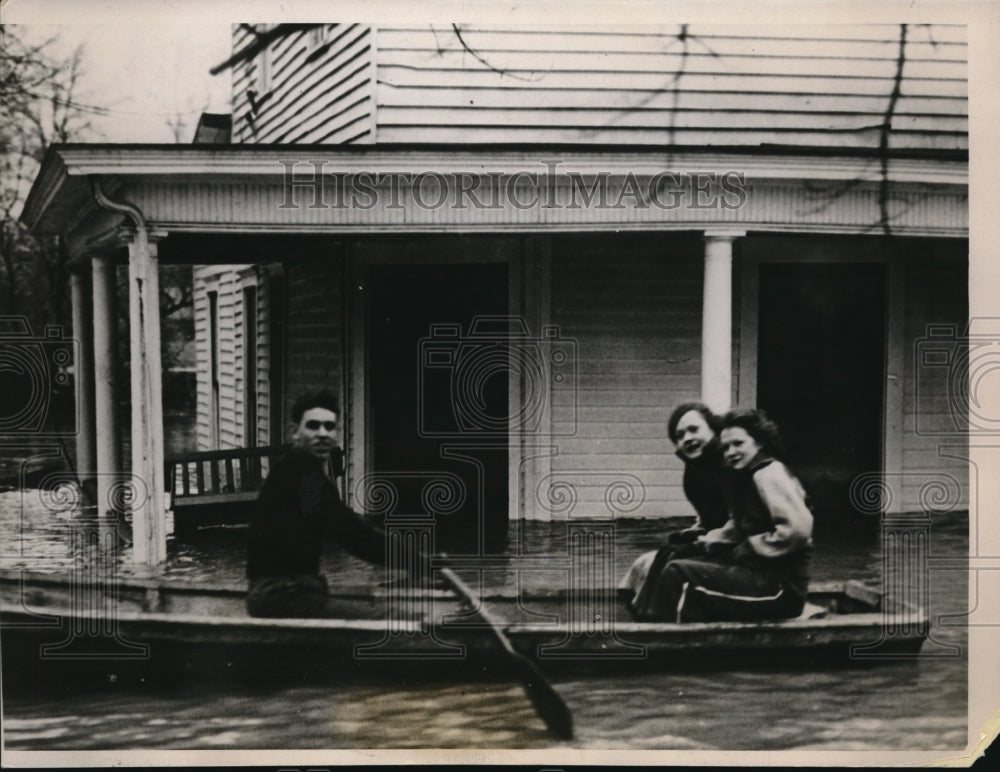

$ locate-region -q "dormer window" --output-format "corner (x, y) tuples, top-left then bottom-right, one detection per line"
(305, 24), (332, 56)
(254, 43), (272, 95)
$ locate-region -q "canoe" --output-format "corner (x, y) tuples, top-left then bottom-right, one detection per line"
(0, 567), (927, 687)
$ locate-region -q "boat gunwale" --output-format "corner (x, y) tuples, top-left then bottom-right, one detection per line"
(0, 569), (872, 602)
(0, 569), (927, 629)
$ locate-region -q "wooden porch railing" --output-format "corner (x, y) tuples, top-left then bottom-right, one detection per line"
(165, 445), (345, 532)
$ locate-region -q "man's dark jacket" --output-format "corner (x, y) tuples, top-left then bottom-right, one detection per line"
(247, 448), (385, 580)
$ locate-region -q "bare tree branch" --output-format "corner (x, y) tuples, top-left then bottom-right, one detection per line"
(1, 27), (89, 332)
(449, 24), (542, 82)
(878, 24), (908, 236)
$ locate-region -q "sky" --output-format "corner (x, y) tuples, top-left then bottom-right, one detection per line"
(7, 21), (233, 144)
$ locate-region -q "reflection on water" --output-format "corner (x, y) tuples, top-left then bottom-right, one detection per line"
(3, 682), (552, 750)
(0, 490), (969, 751)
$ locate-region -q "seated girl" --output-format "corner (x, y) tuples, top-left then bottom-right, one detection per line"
(618, 402), (730, 607)
(629, 408), (813, 623)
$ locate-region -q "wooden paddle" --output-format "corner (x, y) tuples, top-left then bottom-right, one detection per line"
(438, 565), (574, 740)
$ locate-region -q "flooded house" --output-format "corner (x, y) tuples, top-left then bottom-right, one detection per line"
(20, 23), (968, 566)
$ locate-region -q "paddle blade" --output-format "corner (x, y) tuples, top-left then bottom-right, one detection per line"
(437, 565), (574, 740)
(512, 652), (574, 740)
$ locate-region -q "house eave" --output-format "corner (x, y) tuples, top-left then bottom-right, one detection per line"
(22, 143), (969, 237)
(19, 147), (71, 233)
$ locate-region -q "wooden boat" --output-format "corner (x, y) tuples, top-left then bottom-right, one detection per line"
(0, 567), (927, 687)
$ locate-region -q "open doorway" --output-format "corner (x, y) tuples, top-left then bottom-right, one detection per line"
(756, 262), (886, 519)
(366, 262), (510, 553)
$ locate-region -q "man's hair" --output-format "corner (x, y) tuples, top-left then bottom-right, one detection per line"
(291, 389), (340, 424)
(719, 408), (785, 458)
(667, 401), (721, 443)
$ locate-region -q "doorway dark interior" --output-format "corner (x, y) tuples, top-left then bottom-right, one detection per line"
(367, 262), (510, 554)
(757, 262), (885, 523)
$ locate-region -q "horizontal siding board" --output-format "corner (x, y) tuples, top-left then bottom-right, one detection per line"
(375, 126), (966, 150)
(576, 358), (701, 376)
(573, 372), (702, 388)
(553, 389), (699, 408)
(569, 406), (701, 424)
(550, 454), (686, 471)
(378, 69), (967, 99)
(377, 106), (966, 133)
(382, 23), (967, 42)
(545, 233), (703, 519)
(378, 48), (965, 81)
(376, 25), (966, 54)
(378, 85), (967, 117)
(564, 422), (673, 439)
(555, 438), (674, 454)
(366, 24), (965, 150)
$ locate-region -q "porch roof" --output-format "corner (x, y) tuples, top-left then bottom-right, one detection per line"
(22, 142), (969, 243)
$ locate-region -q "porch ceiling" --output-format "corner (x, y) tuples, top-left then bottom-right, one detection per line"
(22, 143), (969, 242)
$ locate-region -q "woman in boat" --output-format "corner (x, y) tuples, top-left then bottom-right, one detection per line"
(629, 408), (813, 623)
(619, 402), (730, 608)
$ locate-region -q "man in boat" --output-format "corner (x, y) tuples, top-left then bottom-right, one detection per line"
(630, 409), (813, 623)
(246, 389), (412, 617)
(619, 402), (730, 609)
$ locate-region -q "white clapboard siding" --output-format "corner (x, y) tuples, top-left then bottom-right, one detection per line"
(371, 23), (966, 150)
(192, 265), (270, 451)
(253, 275), (272, 446)
(226, 22), (965, 151)
(232, 273), (246, 447)
(545, 232), (704, 519)
(376, 87), (967, 116)
(900, 240), (969, 513)
(374, 24), (968, 54)
(218, 270), (240, 450)
(232, 24), (375, 144)
(376, 46), (965, 82)
(376, 70), (966, 99)
(192, 276), (211, 449)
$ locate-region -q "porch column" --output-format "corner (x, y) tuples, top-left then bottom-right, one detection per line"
(91, 253), (122, 518)
(69, 264), (96, 507)
(700, 230), (744, 413)
(126, 228), (167, 570)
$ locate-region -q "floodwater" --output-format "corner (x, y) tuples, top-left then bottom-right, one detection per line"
(0, 488), (969, 752)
